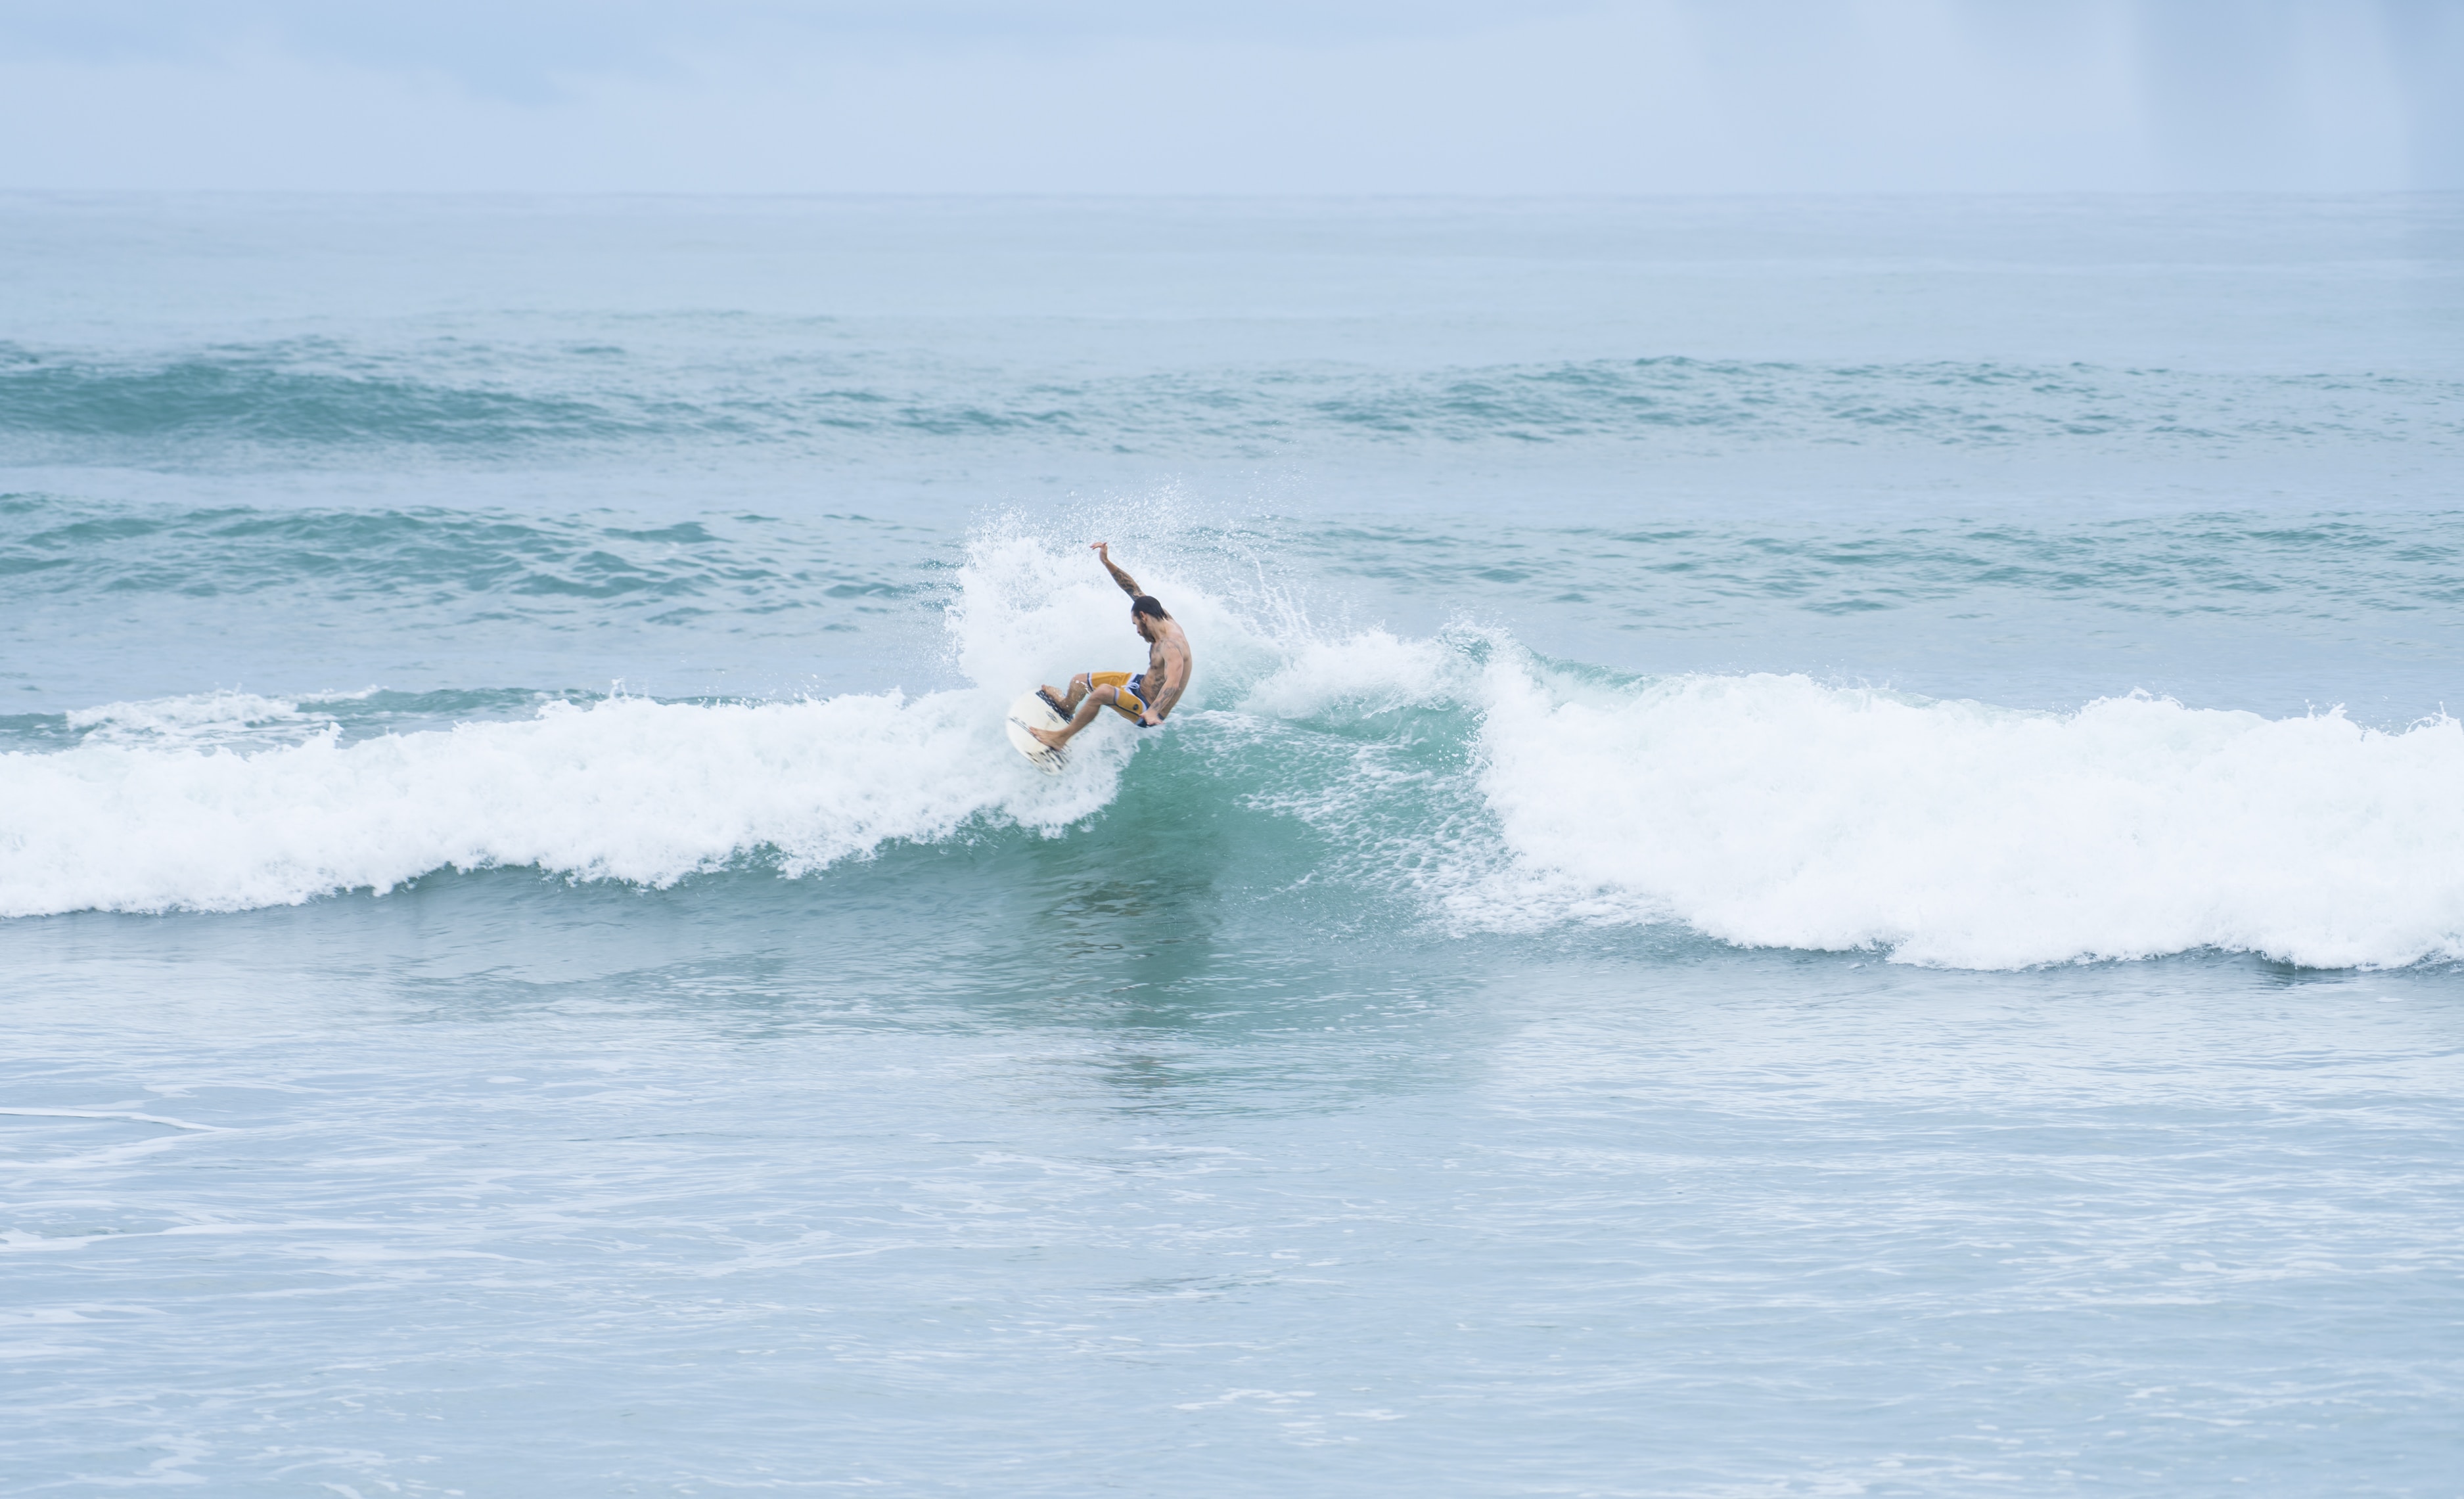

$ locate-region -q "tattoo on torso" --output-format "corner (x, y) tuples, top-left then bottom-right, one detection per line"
(1147, 634), (1189, 712)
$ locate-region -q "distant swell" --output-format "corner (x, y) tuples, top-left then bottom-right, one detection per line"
(6, 340), (2452, 463)
(0, 345), (626, 448)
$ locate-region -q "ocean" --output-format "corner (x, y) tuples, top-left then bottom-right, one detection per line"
(3, 192), (2461, 1495)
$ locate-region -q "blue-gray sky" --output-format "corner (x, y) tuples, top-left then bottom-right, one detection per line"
(2, 0), (2457, 192)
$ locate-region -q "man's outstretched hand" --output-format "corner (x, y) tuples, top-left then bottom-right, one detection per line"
(1091, 541), (1140, 598)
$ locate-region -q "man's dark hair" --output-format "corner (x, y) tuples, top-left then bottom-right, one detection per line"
(1130, 594), (1170, 621)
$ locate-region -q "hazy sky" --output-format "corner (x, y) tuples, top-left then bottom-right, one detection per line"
(2, 0), (2457, 192)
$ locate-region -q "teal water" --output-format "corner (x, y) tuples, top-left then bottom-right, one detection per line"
(3, 194), (2462, 1495)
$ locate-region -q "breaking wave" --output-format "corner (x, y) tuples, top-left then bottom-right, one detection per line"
(4, 529), (2461, 972)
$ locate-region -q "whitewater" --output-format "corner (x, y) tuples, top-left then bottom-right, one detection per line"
(9, 528), (2463, 972)
(6, 194), (2463, 1498)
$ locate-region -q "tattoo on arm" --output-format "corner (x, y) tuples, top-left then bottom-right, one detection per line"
(1104, 554), (1143, 596)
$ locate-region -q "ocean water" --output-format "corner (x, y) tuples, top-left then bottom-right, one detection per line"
(4, 193), (2463, 1495)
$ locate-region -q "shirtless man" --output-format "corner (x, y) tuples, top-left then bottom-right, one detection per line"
(1029, 543), (1193, 750)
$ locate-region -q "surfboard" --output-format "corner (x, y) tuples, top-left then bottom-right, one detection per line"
(1005, 689), (1069, 774)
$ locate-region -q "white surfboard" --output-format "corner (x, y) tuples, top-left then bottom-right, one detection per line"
(1005, 690), (1069, 774)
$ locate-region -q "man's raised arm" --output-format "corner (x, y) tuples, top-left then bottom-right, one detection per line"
(1091, 541), (1142, 597)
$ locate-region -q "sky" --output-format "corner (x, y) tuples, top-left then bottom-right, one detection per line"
(1, 0), (2458, 193)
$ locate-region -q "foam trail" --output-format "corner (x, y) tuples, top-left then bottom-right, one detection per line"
(1465, 662), (2464, 970)
(0, 690), (1114, 917)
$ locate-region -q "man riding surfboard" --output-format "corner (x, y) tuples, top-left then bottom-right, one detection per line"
(1029, 543), (1193, 751)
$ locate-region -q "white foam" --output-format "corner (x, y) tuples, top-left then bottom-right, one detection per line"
(64, 690), (328, 749)
(15, 527), (2463, 972)
(0, 689), (1120, 916)
(0, 528), (1254, 918)
(1459, 660), (2464, 970)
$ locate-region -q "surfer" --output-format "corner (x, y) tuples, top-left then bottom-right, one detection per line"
(1029, 543), (1193, 750)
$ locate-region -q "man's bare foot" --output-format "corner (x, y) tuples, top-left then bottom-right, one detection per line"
(1028, 725), (1068, 750)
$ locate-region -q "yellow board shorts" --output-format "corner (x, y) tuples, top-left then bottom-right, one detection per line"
(1087, 671), (1151, 723)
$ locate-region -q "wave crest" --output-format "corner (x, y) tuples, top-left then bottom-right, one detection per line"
(0, 690), (1112, 917)
(6, 530), (2461, 972)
